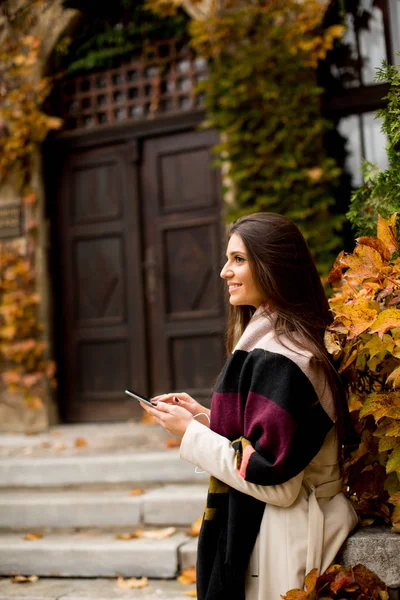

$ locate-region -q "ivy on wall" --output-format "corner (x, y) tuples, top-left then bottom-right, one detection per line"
(54, 0), (190, 75)
(0, 0), (59, 412)
(147, 0), (345, 274)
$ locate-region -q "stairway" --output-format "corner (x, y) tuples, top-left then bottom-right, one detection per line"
(0, 422), (206, 597)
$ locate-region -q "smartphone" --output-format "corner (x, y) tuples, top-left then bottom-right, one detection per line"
(124, 389), (157, 407)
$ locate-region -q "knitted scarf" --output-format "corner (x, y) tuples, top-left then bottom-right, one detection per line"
(196, 308), (335, 600)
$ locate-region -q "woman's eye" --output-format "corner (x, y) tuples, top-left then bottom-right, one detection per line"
(235, 256), (245, 263)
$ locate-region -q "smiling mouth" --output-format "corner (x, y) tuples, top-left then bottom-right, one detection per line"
(228, 284), (242, 292)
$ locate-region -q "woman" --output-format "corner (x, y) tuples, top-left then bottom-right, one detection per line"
(139, 212), (359, 600)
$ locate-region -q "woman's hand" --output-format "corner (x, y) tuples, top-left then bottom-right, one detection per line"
(139, 400), (194, 439)
(151, 392), (210, 427)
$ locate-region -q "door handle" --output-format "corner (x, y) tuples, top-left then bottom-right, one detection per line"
(143, 247), (158, 304)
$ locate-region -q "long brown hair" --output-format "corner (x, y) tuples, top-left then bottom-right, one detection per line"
(226, 212), (351, 449)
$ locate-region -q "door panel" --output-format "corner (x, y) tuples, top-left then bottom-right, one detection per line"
(58, 142), (147, 421)
(142, 129), (226, 405)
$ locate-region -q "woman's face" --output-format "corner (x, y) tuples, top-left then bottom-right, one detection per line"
(220, 233), (265, 308)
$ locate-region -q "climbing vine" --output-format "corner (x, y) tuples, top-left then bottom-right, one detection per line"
(53, 0), (190, 75)
(0, 0), (60, 410)
(147, 0), (345, 274)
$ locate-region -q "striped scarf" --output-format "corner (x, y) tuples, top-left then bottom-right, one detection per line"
(196, 308), (334, 600)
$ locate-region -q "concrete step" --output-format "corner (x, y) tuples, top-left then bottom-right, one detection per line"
(0, 423), (172, 459)
(0, 451), (208, 488)
(0, 531), (195, 578)
(0, 485), (207, 529)
(0, 577), (197, 600)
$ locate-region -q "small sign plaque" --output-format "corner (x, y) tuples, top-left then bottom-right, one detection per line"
(0, 204), (22, 239)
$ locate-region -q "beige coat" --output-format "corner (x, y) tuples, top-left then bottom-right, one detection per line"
(179, 324), (359, 600)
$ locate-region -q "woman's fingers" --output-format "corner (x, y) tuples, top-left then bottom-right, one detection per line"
(151, 392), (190, 404)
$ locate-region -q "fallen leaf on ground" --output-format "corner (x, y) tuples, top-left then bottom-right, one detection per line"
(136, 527), (176, 539)
(23, 533), (43, 541)
(165, 437), (180, 448)
(129, 489), (143, 496)
(188, 515), (202, 537)
(74, 437), (87, 448)
(54, 442), (66, 451)
(115, 532), (138, 540)
(184, 590), (197, 597)
(140, 412), (156, 424)
(178, 567), (197, 585)
(10, 575), (39, 584)
(117, 576), (149, 589)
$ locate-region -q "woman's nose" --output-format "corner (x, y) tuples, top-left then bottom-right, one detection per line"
(220, 262), (233, 279)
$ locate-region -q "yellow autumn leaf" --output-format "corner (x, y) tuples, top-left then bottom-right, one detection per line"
(135, 527), (176, 539)
(129, 488), (143, 496)
(387, 365), (400, 388)
(360, 392), (400, 421)
(334, 300), (378, 340)
(184, 590), (197, 597)
(324, 330), (342, 359)
(363, 334), (395, 358)
(340, 244), (383, 280)
(369, 308), (400, 339)
(377, 213), (398, 256)
(375, 420), (400, 438)
(386, 446), (400, 475)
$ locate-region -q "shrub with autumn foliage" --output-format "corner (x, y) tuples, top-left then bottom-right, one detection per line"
(282, 564), (389, 600)
(325, 214), (400, 530)
(0, 243), (56, 412)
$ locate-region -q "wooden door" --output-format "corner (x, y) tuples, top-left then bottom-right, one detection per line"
(141, 129), (226, 406)
(58, 141), (148, 421)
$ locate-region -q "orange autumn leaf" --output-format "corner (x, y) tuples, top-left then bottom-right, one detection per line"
(304, 568), (318, 592)
(340, 244), (383, 280)
(10, 575), (39, 584)
(184, 590), (197, 597)
(166, 437), (180, 448)
(357, 236), (391, 261)
(140, 411), (156, 424)
(328, 250), (345, 285)
(129, 488), (143, 496)
(188, 515), (203, 537)
(178, 567), (197, 585)
(117, 576), (149, 589)
(23, 532), (43, 541)
(115, 532), (138, 540)
(368, 308), (400, 339)
(377, 213), (398, 256)
(74, 437), (88, 448)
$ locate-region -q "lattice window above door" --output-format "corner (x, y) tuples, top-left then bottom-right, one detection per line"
(58, 39), (207, 131)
